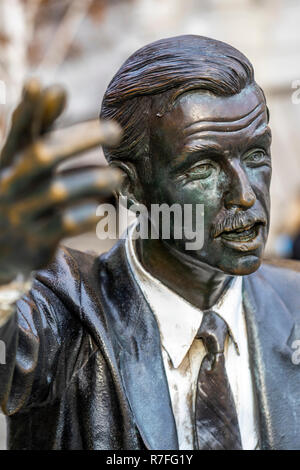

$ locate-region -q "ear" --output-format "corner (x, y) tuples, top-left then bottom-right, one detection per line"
(110, 161), (144, 209)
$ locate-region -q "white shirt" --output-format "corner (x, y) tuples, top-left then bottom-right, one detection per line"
(125, 224), (259, 450)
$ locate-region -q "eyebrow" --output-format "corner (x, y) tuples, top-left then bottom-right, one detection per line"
(247, 126), (272, 145)
(183, 141), (224, 156)
(171, 126), (272, 172)
(172, 141), (224, 170)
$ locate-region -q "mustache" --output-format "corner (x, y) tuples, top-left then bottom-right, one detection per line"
(211, 209), (267, 239)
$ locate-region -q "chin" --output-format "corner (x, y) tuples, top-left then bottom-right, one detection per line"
(218, 254), (263, 276)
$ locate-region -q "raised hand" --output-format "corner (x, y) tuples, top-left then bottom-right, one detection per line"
(0, 79), (122, 285)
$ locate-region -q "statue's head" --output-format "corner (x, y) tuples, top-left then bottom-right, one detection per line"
(101, 35), (271, 276)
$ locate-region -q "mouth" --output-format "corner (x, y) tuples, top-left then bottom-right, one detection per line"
(218, 222), (263, 243)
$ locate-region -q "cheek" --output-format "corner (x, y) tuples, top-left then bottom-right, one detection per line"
(173, 174), (224, 205)
(248, 167), (271, 206)
(247, 165), (271, 186)
(169, 181), (225, 241)
(174, 178), (226, 234)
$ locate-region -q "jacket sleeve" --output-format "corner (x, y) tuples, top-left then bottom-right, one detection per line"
(0, 246), (98, 416)
(0, 278), (70, 415)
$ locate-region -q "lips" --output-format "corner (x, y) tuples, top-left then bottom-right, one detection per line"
(218, 222), (262, 242)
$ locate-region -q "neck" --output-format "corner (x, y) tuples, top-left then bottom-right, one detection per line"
(136, 237), (233, 311)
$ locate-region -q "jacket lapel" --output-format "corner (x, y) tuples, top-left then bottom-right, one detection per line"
(97, 240), (179, 450)
(243, 266), (300, 449)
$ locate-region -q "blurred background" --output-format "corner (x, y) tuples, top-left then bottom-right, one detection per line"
(0, 0), (300, 449)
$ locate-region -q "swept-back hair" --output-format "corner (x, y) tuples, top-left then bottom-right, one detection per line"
(100, 35), (255, 169)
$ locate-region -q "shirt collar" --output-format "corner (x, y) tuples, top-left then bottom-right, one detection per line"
(125, 223), (242, 368)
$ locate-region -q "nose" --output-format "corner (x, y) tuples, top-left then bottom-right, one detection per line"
(224, 160), (256, 210)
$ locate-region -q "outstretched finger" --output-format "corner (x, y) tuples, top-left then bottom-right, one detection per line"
(32, 85), (67, 137)
(34, 201), (103, 243)
(12, 166), (123, 219)
(0, 120), (122, 196)
(0, 79), (42, 168)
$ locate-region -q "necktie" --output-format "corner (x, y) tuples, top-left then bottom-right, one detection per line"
(194, 310), (243, 450)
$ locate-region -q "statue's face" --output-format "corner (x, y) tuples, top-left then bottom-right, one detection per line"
(140, 84), (271, 275)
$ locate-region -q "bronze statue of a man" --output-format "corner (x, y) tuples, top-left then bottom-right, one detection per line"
(0, 35), (300, 450)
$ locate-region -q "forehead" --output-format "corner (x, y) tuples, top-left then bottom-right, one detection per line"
(151, 85), (269, 158)
(175, 85), (264, 123)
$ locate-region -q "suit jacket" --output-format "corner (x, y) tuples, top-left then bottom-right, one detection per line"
(0, 239), (300, 450)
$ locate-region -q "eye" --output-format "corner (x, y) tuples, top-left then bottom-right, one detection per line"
(184, 162), (216, 180)
(244, 149), (270, 167)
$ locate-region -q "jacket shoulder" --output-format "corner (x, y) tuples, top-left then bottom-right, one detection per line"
(35, 245), (98, 289)
(263, 258), (300, 273)
(260, 258), (300, 286)
(26, 245), (100, 321)
(257, 258), (300, 314)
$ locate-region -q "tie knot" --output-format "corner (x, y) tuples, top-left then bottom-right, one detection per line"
(196, 310), (229, 354)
